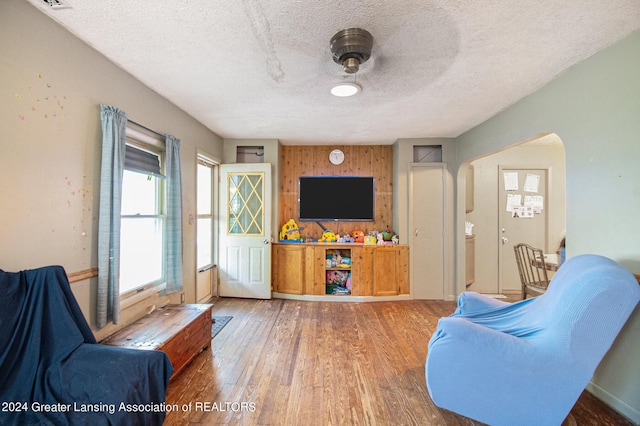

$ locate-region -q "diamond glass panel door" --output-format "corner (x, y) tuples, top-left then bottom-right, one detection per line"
(218, 164), (271, 299)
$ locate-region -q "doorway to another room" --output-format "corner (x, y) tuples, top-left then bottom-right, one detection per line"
(463, 133), (566, 299)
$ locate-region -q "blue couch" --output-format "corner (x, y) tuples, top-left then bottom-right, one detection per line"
(425, 254), (640, 425)
(0, 265), (173, 425)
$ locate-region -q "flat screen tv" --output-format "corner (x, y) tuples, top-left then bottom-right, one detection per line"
(298, 176), (375, 222)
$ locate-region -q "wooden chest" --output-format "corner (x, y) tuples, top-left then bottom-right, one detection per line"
(102, 304), (213, 379)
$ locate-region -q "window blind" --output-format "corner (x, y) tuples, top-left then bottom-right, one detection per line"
(125, 144), (164, 177)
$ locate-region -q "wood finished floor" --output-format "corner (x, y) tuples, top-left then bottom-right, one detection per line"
(164, 298), (633, 425)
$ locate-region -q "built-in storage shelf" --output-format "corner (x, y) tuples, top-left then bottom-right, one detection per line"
(325, 248), (352, 295)
(272, 243), (409, 299)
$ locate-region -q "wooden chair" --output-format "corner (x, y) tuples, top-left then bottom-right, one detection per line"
(513, 243), (550, 299)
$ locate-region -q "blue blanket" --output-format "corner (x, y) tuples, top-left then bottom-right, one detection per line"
(0, 265), (173, 425)
(425, 254), (640, 425)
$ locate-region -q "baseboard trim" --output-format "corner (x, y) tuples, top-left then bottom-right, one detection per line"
(272, 292), (412, 303)
(586, 381), (640, 425)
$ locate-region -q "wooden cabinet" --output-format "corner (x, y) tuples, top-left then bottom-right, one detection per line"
(272, 243), (409, 297)
(371, 245), (410, 296)
(272, 244), (306, 294)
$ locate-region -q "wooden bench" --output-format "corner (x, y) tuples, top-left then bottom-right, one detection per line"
(102, 304), (213, 379)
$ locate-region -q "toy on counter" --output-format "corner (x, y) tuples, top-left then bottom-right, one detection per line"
(377, 228), (398, 245)
(351, 230), (365, 243)
(380, 229), (394, 241)
(338, 234), (354, 243)
(364, 235), (376, 245)
(279, 219), (304, 242)
(319, 230), (337, 243)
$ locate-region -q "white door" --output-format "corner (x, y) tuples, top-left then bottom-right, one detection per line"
(498, 167), (548, 293)
(410, 164), (445, 299)
(218, 163), (272, 299)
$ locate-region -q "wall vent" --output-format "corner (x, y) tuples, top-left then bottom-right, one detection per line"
(41, 0), (72, 10)
(413, 145), (443, 163)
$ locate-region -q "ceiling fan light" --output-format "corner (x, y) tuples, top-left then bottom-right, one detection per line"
(330, 82), (361, 97)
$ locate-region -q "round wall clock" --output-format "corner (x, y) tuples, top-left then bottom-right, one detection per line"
(329, 149), (345, 165)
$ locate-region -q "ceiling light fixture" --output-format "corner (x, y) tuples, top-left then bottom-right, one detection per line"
(330, 82), (361, 97)
(329, 28), (373, 97)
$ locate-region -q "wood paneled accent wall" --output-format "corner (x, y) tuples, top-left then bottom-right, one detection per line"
(279, 145), (393, 238)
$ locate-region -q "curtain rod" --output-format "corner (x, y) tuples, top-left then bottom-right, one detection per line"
(128, 119), (165, 139)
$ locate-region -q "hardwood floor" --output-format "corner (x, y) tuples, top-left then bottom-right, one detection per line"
(164, 298), (633, 425)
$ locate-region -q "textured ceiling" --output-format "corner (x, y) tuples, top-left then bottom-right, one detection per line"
(26, 0), (640, 145)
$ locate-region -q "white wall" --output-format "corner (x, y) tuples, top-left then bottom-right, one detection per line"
(0, 0), (223, 338)
(454, 30), (640, 422)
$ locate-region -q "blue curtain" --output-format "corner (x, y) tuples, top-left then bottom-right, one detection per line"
(165, 135), (183, 293)
(97, 105), (127, 327)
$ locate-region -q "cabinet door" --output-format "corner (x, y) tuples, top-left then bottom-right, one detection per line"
(272, 245), (304, 294)
(351, 246), (372, 296)
(373, 247), (399, 296)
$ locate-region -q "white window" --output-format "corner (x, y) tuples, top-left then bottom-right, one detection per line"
(119, 142), (165, 294)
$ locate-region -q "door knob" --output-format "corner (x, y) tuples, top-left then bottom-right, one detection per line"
(264, 239), (270, 245)
(501, 237), (509, 244)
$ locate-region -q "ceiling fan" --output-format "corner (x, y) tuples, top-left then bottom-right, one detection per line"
(330, 28), (374, 74)
(329, 28), (373, 96)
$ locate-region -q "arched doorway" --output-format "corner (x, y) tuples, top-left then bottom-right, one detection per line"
(460, 133), (566, 297)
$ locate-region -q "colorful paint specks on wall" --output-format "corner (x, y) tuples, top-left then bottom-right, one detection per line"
(14, 72), (67, 122)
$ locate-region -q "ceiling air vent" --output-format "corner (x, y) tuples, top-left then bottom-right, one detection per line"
(41, 0), (72, 10)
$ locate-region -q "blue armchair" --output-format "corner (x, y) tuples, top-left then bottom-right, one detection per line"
(425, 254), (640, 426)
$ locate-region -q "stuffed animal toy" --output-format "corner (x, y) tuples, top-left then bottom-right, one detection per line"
(381, 229), (394, 241)
(326, 270), (347, 285)
(320, 230), (337, 243)
(351, 229), (365, 243)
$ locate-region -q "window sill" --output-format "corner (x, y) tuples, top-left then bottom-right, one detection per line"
(120, 284), (165, 310)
